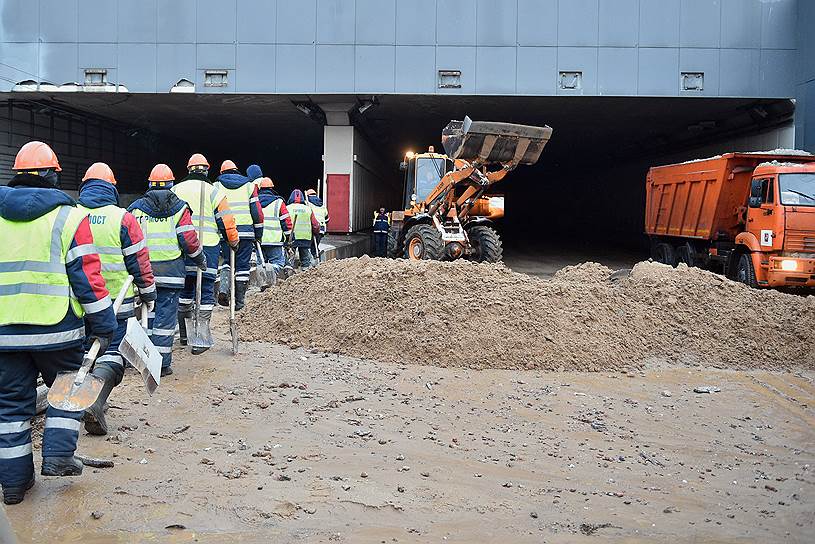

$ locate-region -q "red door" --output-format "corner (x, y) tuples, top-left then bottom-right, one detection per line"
(326, 173), (350, 233)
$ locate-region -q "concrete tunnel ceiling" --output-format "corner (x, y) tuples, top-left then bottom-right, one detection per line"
(8, 92), (794, 247)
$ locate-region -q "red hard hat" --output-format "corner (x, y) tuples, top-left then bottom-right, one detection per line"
(220, 159), (237, 173)
(187, 153), (209, 169)
(82, 162), (116, 185)
(13, 141), (62, 172)
(259, 177), (274, 188)
(148, 163), (175, 183)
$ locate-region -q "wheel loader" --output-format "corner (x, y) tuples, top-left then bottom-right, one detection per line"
(387, 117), (552, 262)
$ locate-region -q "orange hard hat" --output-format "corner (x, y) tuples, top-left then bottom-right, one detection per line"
(259, 177), (274, 188)
(187, 153), (209, 169)
(220, 159), (237, 173)
(13, 141), (62, 172)
(82, 162), (116, 185)
(148, 163), (175, 183)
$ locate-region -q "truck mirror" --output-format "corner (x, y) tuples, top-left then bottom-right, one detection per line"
(399, 161), (407, 171)
(748, 195), (762, 208)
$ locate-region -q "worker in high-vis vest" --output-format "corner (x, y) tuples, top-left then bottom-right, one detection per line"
(0, 141), (116, 505)
(128, 164), (206, 376)
(286, 189), (321, 270)
(172, 153), (238, 353)
(305, 188), (329, 262)
(76, 162), (156, 436)
(373, 207), (390, 257)
(214, 161), (264, 311)
(258, 177), (292, 276)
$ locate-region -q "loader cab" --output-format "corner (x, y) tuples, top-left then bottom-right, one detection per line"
(400, 149), (452, 209)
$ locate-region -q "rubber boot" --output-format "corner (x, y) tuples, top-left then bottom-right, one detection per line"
(41, 456), (83, 476)
(3, 476), (34, 505)
(234, 281), (249, 311)
(178, 311), (189, 346)
(160, 366), (173, 377)
(83, 365), (118, 436)
(190, 311), (212, 356)
(217, 267), (230, 307)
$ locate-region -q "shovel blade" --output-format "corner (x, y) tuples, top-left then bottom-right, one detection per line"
(47, 372), (105, 412)
(120, 317), (162, 395)
(185, 316), (214, 351)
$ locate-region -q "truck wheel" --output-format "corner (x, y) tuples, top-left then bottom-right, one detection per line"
(735, 252), (758, 288)
(652, 242), (676, 266)
(676, 244), (694, 267)
(404, 224), (444, 261)
(467, 225), (503, 263)
(386, 230), (402, 258)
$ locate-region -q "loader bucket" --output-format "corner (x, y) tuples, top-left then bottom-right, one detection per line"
(441, 116), (553, 166)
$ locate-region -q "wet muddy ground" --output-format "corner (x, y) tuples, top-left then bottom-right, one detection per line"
(5, 315), (814, 543)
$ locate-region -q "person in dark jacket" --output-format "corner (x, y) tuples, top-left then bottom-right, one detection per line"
(128, 164), (206, 376)
(0, 141), (117, 504)
(77, 164), (156, 436)
(372, 207), (390, 257)
(305, 189), (328, 262)
(258, 177), (292, 275)
(286, 189), (320, 270)
(214, 161), (264, 311)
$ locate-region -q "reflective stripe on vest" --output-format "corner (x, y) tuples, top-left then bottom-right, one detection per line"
(131, 208), (184, 262)
(172, 180), (224, 246)
(215, 182), (255, 228)
(78, 204), (133, 300)
(288, 203), (312, 241)
(0, 205), (86, 326)
(262, 199), (284, 244)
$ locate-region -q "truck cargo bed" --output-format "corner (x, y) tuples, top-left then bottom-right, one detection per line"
(645, 152), (815, 242)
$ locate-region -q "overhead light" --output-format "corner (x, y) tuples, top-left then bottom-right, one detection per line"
(358, 101), (373, 114)
(296, 104), (312, 116)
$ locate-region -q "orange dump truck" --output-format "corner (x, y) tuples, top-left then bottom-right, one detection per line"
(645, 151), (815, 289)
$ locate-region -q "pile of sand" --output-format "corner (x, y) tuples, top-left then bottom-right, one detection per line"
(242, 257), (815, 371)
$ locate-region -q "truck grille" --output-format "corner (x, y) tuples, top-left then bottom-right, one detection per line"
(785, 230), (815, 252)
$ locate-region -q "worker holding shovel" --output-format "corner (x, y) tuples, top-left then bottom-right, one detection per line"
(0, 142), (117, 505)
(172, 154), (239, 354)
(76, 163), (156, 436)
(129, 164), (206, 376)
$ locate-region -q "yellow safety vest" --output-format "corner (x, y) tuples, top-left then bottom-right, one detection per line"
(0, 205), (86, 326)
(308, 201), (328, 233)
(288, 203), (313, 241)
(130, 207), (185, 262)
(172, 179), (225, 246)
(262, 199), (285, 245)
(78, 204), (134, 303)
(214, 182), (254, 229)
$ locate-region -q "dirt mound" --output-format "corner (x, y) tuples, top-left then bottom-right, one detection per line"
(242, 257), (815, 371)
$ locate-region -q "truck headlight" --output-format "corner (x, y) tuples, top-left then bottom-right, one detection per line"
(780, 259), (798, 271)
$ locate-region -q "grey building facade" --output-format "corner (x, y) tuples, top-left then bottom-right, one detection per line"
(0, 0), (813, 236)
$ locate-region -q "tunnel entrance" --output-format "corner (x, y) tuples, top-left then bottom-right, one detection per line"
(1, 92), (796, 271)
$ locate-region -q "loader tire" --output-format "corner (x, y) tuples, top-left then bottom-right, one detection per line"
(404, 224), (444, 261)
(467, 225), (503, 263)
(734, 252), (758, 288)
(387, 230), (402, 258)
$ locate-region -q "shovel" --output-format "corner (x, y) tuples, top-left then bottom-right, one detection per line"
(185, 182), (214, 353)
(119, 303), (162, 395)
(229, 247), (239, 355)
(48, 276), (133, 412)
(254, 241), (274, 290)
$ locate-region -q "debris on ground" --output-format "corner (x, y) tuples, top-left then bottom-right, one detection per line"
(242, 258), (815, 371)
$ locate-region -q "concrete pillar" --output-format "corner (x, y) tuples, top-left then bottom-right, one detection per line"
(322, 125), (399, 233)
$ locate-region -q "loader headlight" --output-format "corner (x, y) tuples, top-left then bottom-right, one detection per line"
(780, 259), (798, 271)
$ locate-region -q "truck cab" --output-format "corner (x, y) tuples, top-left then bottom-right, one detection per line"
(741, 162), (815, 287)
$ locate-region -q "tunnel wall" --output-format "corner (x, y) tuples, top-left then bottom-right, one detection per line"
(0, 99), (160, 191)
